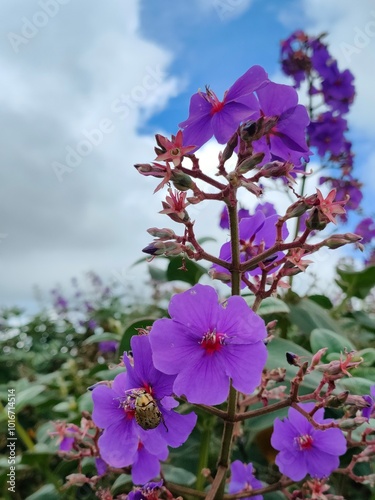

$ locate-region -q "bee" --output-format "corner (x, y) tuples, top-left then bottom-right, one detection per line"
(133, 389), (167, 431)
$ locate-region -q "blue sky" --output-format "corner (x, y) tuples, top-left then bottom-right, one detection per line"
(1, 0), (374, 310)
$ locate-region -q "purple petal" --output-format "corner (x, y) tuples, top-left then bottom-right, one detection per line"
(217, 295), (267, 343)
(226, 65), (269, 102)
(91, 385), (124, 429)
(59, 436), (74, 451)
(239, 211), (265, 240)
(131, 446), (163, 485)
(271, 418), (298, 451)
(287, 405), (315, 435)
(168, 284), (221, 331)
(212, 101), (257, 143)
(173, 354), (230, 405)
(150, 318), (203, 375)
(306, 447), (340, 478)
(179, 113), (213, 151)
(157, 408), (197, 447)
(97, 419), (138, 467)
(224, 342), (267, 394)
(229, 460), (250, 491)
(256, 82), (298, 116)
(312, 428), (347, 456)
(123, 336), (175, 400)
(276, 449), (307, 481)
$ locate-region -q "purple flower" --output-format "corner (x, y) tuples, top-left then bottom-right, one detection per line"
(98, 340), (119, 353)
(229, 460), (263, 500)
(362, 385), (375, 420)
(95, 457), (108, 476)
(308, 112), (347, 157)
(219, 206), (251, 229)
(213, 212), (288, 285)
(255, 202), (277, 218)
(149, 284), (267, 405)
(321, 66), (355, 115)
(354, 218), (375, 245)
(271, 403), (347, 481)
(252, 82), (311, 166)
(280, 31), (311, 88)
(128, 481), (163, 500)
(179, 66), (269, 151)
(92, 335), (196, 479)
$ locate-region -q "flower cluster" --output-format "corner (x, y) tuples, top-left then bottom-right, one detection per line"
(280, 31), (362, 226)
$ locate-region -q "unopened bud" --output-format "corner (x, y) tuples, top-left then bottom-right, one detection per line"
(240, 179), (263, 197)
(171, 171), (194, 191)
(305, 208), (328, 231)
(339, 416), (368, 430)
(147, 227), (176, 239)
(236, 152), (265, 174)
(345, 394), (372, 409)
(284, 199), (310, 220)
(134, 163), (153, 173)
(324, 233), (362, 249)
(310, 347), (328, 368)
(240, 120), (259, 141)
(142, 240), (183, 257)
(220, 131), (239, 162)
(325, 391), (349, 408)
(286, 352), (300, 366)
(208, 268), (231, 283)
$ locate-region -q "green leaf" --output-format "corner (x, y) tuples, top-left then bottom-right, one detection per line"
(15, 385), (46, 411)
(162, 464), (196, 486)
(82, 333), (119, 345)
(350, 310), (375, 332)
(245, 296), (290, 316)
(310, 328), (356, 358)
(356, 348), (375, 366)
(197, 236), (216, 244)
(166, 257), (206, 285)
(118, 317), (156, 354)
(340, 377), (374, 394)
(25, 484), (60, 500)
(336, 265), (375, 299)
(148, 265), (167, 282)
(308, 294), (333, 309)
(288, 298), (341, 334)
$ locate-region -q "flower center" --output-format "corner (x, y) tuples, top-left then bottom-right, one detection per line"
(200, 330), (226, 355)
(170, 147), (181, 156)
(295, 434), (314, 450)
(204, 88), (225, 115)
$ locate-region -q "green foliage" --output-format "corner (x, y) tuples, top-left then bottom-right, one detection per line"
(0, 263), (374, 498)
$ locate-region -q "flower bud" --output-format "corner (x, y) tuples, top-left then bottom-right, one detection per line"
(305, 208), (328, 231)
(310, 347), (328, 368)
(236, 152), (265, 174)
(240, 179), (263, 197)
(220, 131), (239, 162)
(345, 394), (372, 409)
(286, 352), (300, 366)
(324, 233), (362, 249)
(171, 171), (194, 191)
(325, 391), (349, 408)
(208, 268), (231, 283)
(338, 416), (368, 430)
(147, 227), (176, 239)
(284, 200), (310, 220)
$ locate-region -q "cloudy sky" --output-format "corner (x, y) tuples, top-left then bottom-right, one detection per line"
(1, 0), (375, 311)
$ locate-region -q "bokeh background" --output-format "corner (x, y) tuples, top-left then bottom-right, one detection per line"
(1, 0), (375, 311)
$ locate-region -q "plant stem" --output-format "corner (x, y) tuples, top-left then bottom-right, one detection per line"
(207, 200), (241, 500)
(196, 417), (214, 491)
